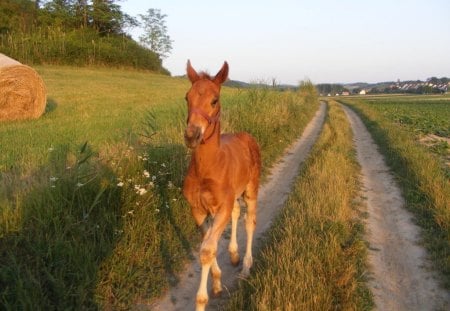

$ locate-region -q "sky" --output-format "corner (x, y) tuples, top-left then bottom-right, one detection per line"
(120, 0), (450, 85)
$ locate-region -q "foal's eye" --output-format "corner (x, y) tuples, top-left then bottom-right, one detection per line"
(211, 98), (219, 107)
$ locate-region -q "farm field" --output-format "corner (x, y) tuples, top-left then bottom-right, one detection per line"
(338, 95), (450, 289)
(0, 66), (319, 309)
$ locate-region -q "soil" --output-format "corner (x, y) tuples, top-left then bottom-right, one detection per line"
(149, 102), (327, 311)
(342, 105), (450, 311)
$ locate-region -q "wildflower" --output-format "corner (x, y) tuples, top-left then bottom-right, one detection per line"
(172, 198), (177, 202)
(148, 181), (154, 187)
(152, 175), (156, 181)
(127, 210), (134, 215)
(138, 155), (143, 160)
(48, 146), (54, 152)
(143, 170), (150, 178)
(161, 163), (166, 168)
(117, 182), (124, 187)
(143, 157), (148, 161)
(155, 209), (160, 213)
(49, 176), (58, 182)
(76, 182), (84, 187)
(168, 181), (173, 188)
(136, 188), (147, 195)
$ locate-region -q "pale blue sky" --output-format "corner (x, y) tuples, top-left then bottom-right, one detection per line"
(120, 0), (450, 84)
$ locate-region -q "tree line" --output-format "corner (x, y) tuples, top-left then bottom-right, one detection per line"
(0, 0), (172, 72)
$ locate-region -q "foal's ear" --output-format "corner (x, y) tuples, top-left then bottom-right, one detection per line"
(213, 61), (229, 85)
(186, 60), (200, 83)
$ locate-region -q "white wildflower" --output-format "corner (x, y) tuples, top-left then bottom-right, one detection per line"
(152, 175), (156, 181)
(161, 163), (166, 168)
(127, 210), (134, 215)
(155, 209), (160, 213)
(76, 182), (84, 187)
(49, 176), (58, 182)
(137, 188), (147, 195)
(167, 181), (173, 188)
(143, 170), (150, 178)
(117, 182), (124, 187)
(148, 181), (154, 187)
(48, 146), (54, 152)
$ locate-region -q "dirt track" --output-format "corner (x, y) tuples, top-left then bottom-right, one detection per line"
(150, 102), (327, 311)
(342, 105), (450, 311)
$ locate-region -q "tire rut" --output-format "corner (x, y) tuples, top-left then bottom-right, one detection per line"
(341, 104), (450, 311)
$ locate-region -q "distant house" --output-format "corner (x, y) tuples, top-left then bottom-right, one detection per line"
(359, 89), (366, 95)
(342, 91), (350, 96)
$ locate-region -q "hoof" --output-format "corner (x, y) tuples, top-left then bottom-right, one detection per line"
(212, 288), (223, 298)
(230, 252), (240, 266)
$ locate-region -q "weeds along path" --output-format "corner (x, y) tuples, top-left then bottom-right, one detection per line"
(150, 102), (327, 311)
(341, 104), (450, 310)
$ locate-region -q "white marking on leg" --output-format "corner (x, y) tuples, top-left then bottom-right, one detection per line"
(242, 199), (256, 277)
(196, 261), (211, 311)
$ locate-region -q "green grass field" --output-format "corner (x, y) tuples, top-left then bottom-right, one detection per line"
(0, 66), (319, 309)
(339, 95), (450, 288)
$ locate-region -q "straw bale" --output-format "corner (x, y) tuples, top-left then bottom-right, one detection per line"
(0, 53), (47, 121)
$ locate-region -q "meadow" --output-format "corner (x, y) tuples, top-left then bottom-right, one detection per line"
(338, 95), (450, 288)
(0, 66), (319, 309)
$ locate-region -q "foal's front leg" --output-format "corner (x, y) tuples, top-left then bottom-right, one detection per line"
(196, 207), (231, 311)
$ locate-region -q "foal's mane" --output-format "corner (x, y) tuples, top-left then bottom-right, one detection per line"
(198, 71), (213, 80)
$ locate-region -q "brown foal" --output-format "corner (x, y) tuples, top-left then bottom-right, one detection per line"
(182, 60), (261, 311)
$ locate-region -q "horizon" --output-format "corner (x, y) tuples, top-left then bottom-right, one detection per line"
(120, 0), (450, 85)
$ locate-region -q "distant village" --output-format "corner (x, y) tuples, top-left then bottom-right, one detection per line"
(316, 77), (449, 96)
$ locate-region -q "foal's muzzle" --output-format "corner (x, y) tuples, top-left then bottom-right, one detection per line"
(184, 125), (202, 149)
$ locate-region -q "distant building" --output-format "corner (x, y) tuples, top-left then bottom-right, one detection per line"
(342, 91), (350, 96)
(359, 89), (366, 95)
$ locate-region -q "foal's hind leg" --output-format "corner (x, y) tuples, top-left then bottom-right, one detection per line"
(242, 187), (257, 277)
(228, 200), (241, 266)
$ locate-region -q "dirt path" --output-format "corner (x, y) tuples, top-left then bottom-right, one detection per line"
(342, 105), (450, 311)
(149, 102), (327, 311)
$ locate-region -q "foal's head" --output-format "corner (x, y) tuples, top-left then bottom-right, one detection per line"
(184, 60), (229, 148)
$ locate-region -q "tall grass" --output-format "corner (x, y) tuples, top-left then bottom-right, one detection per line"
(0, 66), (319, 309)
(340, 98), (450, 288)
(225, 100), (372, 310)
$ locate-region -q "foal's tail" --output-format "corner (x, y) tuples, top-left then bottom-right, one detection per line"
(239, 132), (262, 191)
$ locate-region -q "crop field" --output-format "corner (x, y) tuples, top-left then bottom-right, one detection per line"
(356, 95), (450, 137)
(0, 66), (319, 309)
(339, 95), (450, 288)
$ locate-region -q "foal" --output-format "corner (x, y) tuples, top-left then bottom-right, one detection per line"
(183, 61), (261, 311)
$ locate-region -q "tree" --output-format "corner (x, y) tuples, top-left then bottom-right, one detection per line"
(138, 8), (173, 59)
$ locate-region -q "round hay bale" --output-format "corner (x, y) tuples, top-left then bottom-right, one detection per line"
(0, 53), (47, 121)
